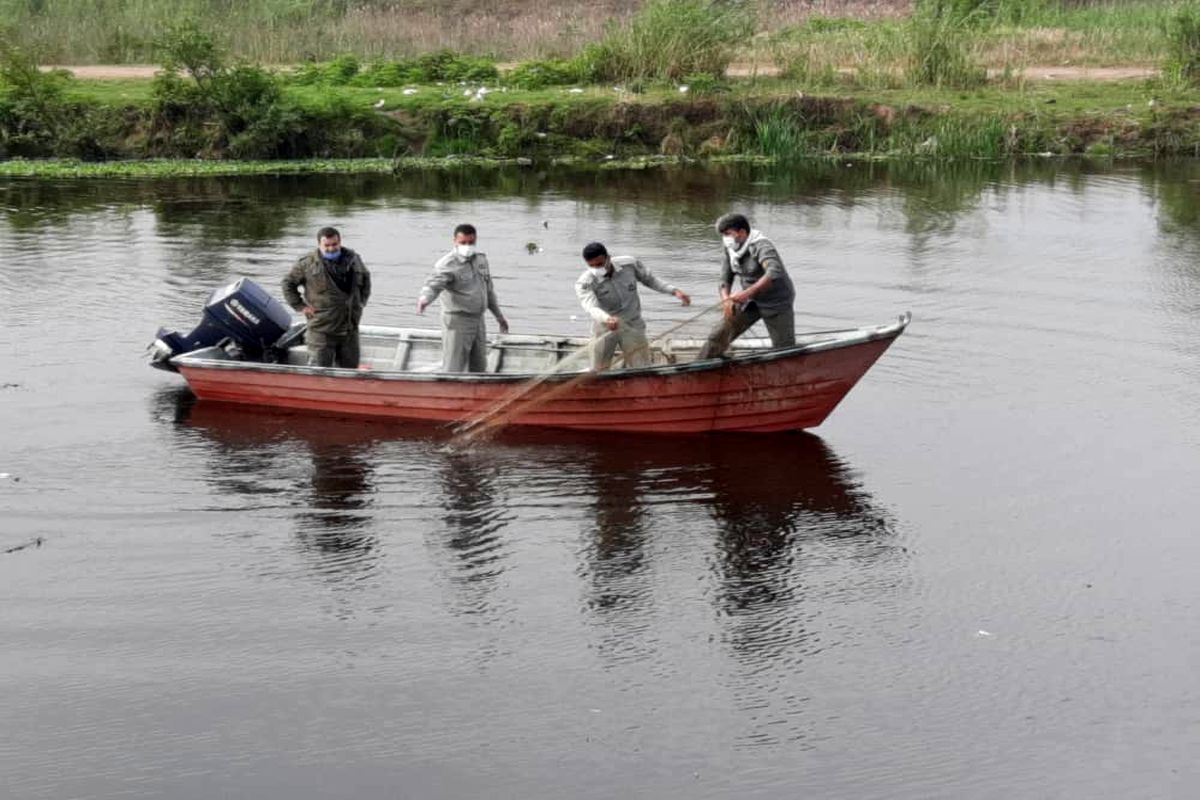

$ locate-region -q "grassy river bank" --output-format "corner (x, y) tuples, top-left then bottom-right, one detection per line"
(4, 0), (1200, 174)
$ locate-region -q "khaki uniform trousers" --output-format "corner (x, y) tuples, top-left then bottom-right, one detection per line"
(442, 313), (489, 373)
(592, 320), (651, 371)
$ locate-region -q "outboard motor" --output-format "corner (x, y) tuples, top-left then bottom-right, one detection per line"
(149, 278), (296, 372)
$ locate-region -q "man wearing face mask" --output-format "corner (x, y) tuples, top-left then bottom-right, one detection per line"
(417, 223), (509, 373)
(282, 226), (372, 368)
(697, 213), (796, 359)
(575, 242), (691, 371)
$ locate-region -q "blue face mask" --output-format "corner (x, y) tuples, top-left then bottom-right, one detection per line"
(320, 249), (342, 261)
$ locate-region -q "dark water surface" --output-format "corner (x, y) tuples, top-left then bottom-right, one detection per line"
(3, 161), (1200, 799)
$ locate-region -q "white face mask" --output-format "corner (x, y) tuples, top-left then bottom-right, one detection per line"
(587, 266), (608, 280)
(721, 235), (738, 250)
(455, 244), (476, 259)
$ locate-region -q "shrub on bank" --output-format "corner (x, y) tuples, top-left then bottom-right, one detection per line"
(150, 23), (391, 158)
(505, 59), (585, 90)
(0, 42), (127, 159)
(290, 51), (499, 87)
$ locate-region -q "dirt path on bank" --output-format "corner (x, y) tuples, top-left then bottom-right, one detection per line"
(50, 63), (1159, 81)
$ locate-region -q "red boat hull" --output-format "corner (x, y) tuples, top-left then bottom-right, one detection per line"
(176, 326), (904, 435)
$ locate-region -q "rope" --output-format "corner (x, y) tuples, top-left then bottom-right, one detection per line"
(451, 299), (724, 444)
(451, 332), (608, 441)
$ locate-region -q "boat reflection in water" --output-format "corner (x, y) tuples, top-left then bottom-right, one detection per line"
(155, 388), (383, 582)
(157, 391), (902, 663)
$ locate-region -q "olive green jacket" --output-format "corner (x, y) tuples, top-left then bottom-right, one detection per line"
(281, 248), (371, 337)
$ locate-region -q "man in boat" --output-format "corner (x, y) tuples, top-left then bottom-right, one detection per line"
(575, 242), (691, 371)
(417, 223), (510, 373)
(281, 226), (372, 368)
(696, 213), (796, 359)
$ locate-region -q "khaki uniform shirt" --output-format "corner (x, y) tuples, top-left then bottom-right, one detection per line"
(420, 251), (503, 321)
(575, 256), (677, 332)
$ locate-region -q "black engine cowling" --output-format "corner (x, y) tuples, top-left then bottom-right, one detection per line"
(149, 278), (300, 372)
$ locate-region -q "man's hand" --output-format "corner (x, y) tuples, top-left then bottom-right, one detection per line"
(497, 316), (510, 334)
(674, 289), (691, 307)
(416, 297), (429, 314)
(728, 290), (752, 306)
(605, 316), (620, 331)
(302, 305), (316, 320)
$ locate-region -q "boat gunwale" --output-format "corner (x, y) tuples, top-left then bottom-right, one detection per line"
(171, 313), (911, 384)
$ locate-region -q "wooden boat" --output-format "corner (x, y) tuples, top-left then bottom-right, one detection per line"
(167, 314), (910, 435)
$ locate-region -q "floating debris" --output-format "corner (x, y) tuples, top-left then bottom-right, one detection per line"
(4, 536), (43, 555)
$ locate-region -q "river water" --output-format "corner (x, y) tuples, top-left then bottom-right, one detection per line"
(2, 161), (1199, 798)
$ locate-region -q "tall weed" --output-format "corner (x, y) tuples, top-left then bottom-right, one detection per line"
(749, 105), (808, 160)
(579, 0), (745, 83)
(905, 8), (987, 88)
(1164, 4), (1200, 86)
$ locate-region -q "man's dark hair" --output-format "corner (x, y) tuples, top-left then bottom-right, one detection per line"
(582, 242), (608, 261)
(316, 226), (341, 241)
(454, 223), (477, 237)
(715, 213), (750, 234)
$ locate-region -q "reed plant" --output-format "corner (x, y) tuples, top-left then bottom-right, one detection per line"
(904, 1), (987, 87)
(1163, 3), (1200, 85)
(577, 0), (746, 82)
(750, 105), (809, 159)
(886, 113), (1011, 157)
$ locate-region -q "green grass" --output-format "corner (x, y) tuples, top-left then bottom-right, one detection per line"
(54, 72), (1190, 118)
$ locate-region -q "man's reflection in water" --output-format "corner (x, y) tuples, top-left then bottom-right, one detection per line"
(158, 390), (381, 582)
(585, 449), (649, 612)
(572, 443), (654, 665)
(294, 443), (377, 578)
(553, 429), (899, 744)
(430, 449), (516, 621)
(701, 434), (899, 747)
